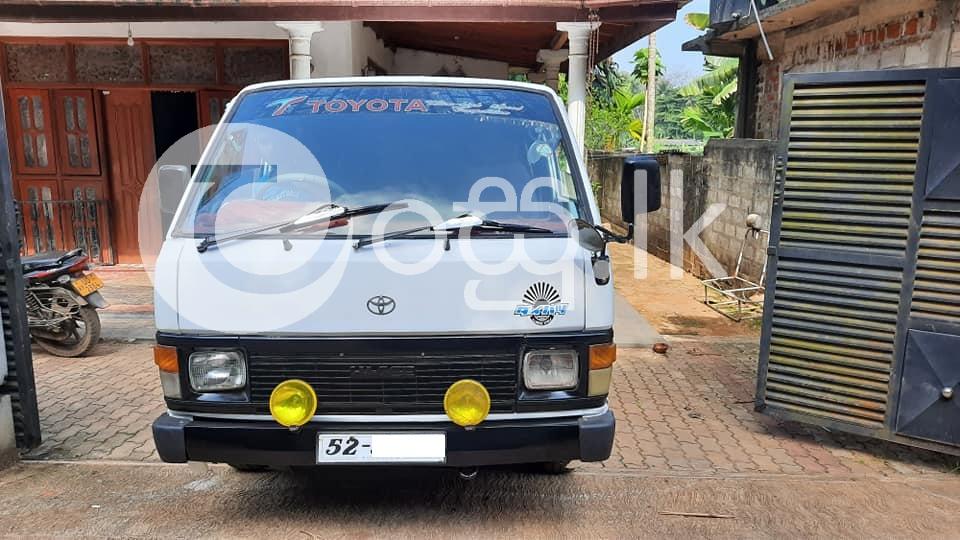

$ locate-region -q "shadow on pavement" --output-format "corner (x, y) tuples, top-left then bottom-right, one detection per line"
(217, 465), (585, 527)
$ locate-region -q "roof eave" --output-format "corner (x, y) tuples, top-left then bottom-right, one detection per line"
(0, 0), (681, 24)
(681, 31), (745, 57)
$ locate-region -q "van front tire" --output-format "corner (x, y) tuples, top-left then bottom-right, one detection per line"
(537, 461), (572, 474)
(229, 464), (269, 472)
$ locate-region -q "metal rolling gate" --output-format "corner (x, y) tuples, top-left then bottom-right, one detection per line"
(0, 78), (41, 451)
(757, 68), (960, 455)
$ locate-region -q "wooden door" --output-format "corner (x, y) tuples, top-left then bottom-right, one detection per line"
(198, 90), (235, 149)
(198, 90), (235, 126)
(17, 179), (62, 255)
(103, 90), (156, 264)
(8, 89), (56, 176)
(53, 89), (102, 176)
(61, 181), (110, 262)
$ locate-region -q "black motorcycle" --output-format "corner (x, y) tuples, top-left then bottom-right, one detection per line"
(21, 248), (108, 357)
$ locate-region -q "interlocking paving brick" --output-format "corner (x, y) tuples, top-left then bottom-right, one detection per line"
(606, 343), (959, 476)
(27, 342), (163, 462)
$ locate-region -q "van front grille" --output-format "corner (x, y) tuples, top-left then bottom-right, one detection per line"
(248, 352), (518, 414)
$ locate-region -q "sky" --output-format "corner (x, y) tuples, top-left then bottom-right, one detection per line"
(612, 0), (710, 85)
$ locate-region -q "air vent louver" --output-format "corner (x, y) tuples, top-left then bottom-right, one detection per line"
(762, 80), (926, 428)
(911, 210), (960, 324)
(766, 258), (900, 426)
(781, 83), (923, 256)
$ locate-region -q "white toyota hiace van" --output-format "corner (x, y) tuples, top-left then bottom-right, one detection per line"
(150, 77), (660, 473)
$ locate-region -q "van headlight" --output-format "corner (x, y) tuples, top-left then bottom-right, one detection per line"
(523, 349), (578, 390)
(188, 350), (246, 392)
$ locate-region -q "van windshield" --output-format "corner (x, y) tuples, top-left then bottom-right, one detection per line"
(175, 85), (586, 238)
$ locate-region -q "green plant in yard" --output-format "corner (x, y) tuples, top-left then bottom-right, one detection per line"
(556, 70), (643, 151)
(678, 56), (738, 139)
(631, 48), (664, 85)
(556, 72), (568, 101)
(591, 180), (602, 201)
(591, 59), (627, 107)
(585, 87), (645, 151)
(655, 80), (693, 140)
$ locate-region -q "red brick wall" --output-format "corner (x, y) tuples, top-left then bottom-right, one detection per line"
(754, 3), (953, 139)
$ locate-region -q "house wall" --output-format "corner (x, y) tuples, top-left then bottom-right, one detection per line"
(308, 22), (357, 77)
(0, 21), (288, 40)
(754, 0), (960, 139)
(347, 25), (510, 78)
(0, 21), (359, 77)
(350, 22), (395, 74)
(591, 139), (777, 280)
(391, 47), (510, 78)
(0, 21), (506, 79)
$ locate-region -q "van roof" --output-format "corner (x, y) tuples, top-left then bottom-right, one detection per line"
(239, 76), (559, 100)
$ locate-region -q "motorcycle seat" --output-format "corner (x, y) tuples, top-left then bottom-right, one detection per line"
(21, 248), (84, 272)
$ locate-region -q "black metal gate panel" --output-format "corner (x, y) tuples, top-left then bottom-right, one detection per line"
(0, 79), (41, 450)
(757, 68), (960, 454)
(893, 75), (960, 447)
(896, 330), (960, 444)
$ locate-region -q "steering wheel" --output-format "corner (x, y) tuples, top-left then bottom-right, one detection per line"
(254, 173), (346, 202)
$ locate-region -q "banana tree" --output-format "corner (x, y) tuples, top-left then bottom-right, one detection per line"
(586, 86), (645, 150)
(684, 12), (710, 30)
(678, 57), (738, 139)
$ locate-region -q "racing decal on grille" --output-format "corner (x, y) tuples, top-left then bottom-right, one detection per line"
(514, 282), (568, 326)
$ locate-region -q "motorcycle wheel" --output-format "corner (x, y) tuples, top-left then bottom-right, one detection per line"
(35, 305), (101, 357)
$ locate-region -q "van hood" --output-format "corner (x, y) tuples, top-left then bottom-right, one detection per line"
(155, 237), (589, 335)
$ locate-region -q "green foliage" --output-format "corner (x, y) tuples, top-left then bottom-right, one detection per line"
(654, 80), (691, 140)
(585, 86), (645, 151)
(591, 60), (626, 107)
(684, 12), (710, 31)
(556, 58), (646, 151)
(678, 57), (739, 139)
(571, 41), (737, 150)
(631, 48), (664, 83)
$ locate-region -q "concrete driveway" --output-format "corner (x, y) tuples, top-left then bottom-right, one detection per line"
(2, 461), (959, 538)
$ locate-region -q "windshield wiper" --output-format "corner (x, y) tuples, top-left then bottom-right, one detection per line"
(353, 215), (554, 249)
(196, 202), (408, 253)
(476, 219), (554, 234)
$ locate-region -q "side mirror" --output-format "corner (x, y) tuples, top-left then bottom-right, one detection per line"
(573, 219), (605, 252)
(158, 165), (190, 235)
(572, 219), (613, 286)
(620, 156), (661, 223)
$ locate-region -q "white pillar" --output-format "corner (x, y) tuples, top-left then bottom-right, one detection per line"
(556, 22), (599, 157)
(275, 22), (324, 79)
(536, 49), (568, 92)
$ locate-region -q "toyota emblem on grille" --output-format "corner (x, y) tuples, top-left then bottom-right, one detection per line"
(367, 295), (396, 315)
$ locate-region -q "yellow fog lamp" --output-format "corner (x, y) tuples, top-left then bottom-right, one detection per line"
(443, 379), (491, 427)
(269, 379), (317, 428)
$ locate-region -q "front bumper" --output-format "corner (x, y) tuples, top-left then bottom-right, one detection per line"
(152, 409), (615, 467)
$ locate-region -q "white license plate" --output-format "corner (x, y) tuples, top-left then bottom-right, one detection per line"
(316, 433), (446, 464)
